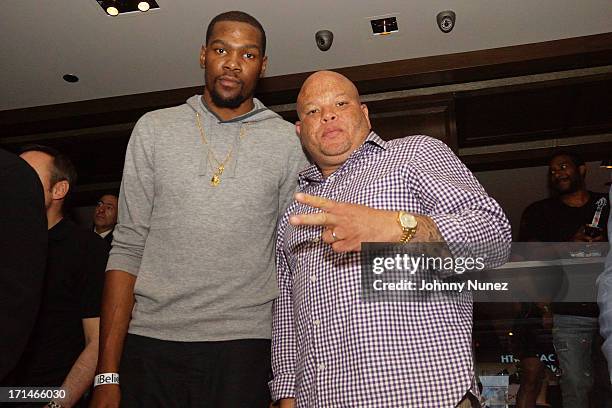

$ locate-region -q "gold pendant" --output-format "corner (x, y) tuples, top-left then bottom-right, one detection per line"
(210, 164), (225, 186)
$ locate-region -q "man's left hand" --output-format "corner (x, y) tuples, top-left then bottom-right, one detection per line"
(288, 193), (401, 252)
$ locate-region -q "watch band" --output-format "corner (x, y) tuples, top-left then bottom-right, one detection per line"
(400, 227), (417, 243)
(397, 211), (418, 243)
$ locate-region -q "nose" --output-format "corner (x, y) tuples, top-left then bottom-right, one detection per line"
(321, 109), (337, 122)
(223, 52), (241, 72)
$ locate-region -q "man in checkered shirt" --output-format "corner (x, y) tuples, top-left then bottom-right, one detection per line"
(269, 71), (512, 408)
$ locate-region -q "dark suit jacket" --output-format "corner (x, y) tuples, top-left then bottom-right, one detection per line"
(103, 228), (114, 248)
(93, 226), (113, 252)
(0, 149), (47, 381)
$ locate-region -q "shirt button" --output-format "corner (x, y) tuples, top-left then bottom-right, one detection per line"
(312, 236), (320, 243)
(318, 363), (326, 371)
(314, 319), (321, 327)
(310, 275), (317, 283)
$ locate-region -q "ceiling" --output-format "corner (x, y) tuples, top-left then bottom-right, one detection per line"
(2, 0), (612, 111)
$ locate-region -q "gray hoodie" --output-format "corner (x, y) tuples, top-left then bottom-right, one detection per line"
(108, 95), (307, 341)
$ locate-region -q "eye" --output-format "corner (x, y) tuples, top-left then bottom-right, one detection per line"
(215, 48), (226, 55)
(244, 52), (255, 59)
(307, 108), (320, 115)
(336, 101), (348, 107)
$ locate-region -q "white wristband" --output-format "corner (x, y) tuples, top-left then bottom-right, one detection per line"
(94, 372), (120, 387)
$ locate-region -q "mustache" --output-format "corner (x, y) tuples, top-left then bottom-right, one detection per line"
(216, 75), (243, 85)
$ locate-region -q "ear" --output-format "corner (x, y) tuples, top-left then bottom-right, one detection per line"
(51, 180), (69, 201)
(199, 45), (206, 69)
(578, 164), (587, 178)
(361, 103), (371, 129)
(259, 55), (268, 78)
(295, 121), (302, 137)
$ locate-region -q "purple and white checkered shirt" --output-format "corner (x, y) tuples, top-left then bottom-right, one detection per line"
(270, 133), (512, 407)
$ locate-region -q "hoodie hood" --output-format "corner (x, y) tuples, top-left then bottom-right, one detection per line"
(186, 94), (281, 124)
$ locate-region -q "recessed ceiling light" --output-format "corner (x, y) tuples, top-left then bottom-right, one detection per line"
(96, 0), (159, 16)
(63, 74), (79, 83)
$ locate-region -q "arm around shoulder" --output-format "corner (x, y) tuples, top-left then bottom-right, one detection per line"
(278, 135), (308, 218)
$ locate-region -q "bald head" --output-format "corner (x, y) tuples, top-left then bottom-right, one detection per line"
(295, 70), (371, 177)
(297, 71), (361, 119)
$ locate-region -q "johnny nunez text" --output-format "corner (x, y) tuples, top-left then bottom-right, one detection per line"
(372, 279), (508, 292)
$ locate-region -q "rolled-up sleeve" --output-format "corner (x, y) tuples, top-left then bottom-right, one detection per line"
(106, 116), (155, 276)
(408, 138), (512, 266)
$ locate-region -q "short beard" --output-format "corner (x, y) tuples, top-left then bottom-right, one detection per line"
(210, 87), (248, 109)
(551, 173), (582, 195)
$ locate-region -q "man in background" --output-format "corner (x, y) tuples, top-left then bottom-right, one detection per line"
(10, 145), (107, 408)
(521, 151), (611, 407)
(92, 193), (118, 248)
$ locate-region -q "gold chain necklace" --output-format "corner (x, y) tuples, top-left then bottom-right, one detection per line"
(195, 112), (246, 186)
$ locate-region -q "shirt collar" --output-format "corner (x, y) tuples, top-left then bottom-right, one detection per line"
(95, 227), (113, 239)
(299, 131), (387, 185)
(364, 132), (387, 149)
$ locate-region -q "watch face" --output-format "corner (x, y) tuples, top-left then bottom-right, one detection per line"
(400, 213), (417, 228)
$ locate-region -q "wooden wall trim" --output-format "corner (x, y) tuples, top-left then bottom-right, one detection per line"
(459, 133), (612, 171)
(257, 32), (612, 104)
(262, 34), (612, 86)
(1, 33), (610, 206)
(1, 32), (611, 127)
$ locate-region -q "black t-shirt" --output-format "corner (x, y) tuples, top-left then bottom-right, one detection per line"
(520, 191), (609, 316)
(520, 191), (609, 242)
(11, 218), (107, 386)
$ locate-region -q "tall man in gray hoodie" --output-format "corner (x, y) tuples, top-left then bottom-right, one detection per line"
(90, 11), (306, 408)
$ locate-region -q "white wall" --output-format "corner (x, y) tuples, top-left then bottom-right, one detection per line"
(475, 161), (611, 240)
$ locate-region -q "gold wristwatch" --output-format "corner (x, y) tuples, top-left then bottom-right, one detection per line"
(397, 211), (418, 243)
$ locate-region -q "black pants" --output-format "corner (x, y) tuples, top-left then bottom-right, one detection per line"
(120, 334), (271, 408)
